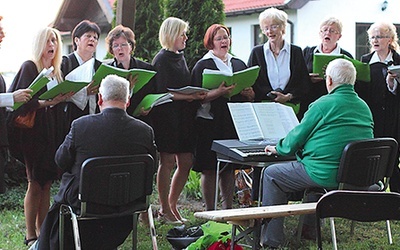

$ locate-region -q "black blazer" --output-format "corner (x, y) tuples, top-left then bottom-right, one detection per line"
(37, 108), (156, 250)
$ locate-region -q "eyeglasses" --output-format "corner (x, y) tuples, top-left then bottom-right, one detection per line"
(262, 24), (280, 32)
(369, 35), (390, 40)
(112, 43), (130, 49)
(214, 35), (230, 42)
(320, 28), (339, 35)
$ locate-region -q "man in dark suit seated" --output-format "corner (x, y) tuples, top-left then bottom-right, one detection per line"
(33, 74), (157, 249)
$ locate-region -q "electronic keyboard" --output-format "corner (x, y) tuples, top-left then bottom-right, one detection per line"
(211, 139), (295, 162)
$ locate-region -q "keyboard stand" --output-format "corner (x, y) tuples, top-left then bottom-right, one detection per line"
(214, 154), (293, 210)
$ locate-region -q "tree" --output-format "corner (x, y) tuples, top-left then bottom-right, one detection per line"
(134, 0), (164, 62)
(165, 0), (225, 70)
(112, 0), (163, 62)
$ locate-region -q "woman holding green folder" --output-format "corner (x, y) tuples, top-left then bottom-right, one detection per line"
(302, 17), (353, 115)
(105, 24), (156, 122)
(7, 27), (70, 247)
(191, 24), (254, 211)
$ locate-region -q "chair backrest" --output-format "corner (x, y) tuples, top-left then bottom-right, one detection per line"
(337, 138), (398, 190)
(79, 154), (155, 217)
(316, 190), (400, 222)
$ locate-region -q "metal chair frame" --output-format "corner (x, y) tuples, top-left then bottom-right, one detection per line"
(59, 154), (156, 250)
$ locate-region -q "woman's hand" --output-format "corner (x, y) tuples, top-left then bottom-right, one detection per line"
(128, 73), (138, 92)
(140, 107), (151, 116)
(216, 81), (235, 96)
(86, 81), (100, 95)
(12, 89), (33, 103)
(274, 92), (292, 104)
(240, 87), (255, 101)
(387, 70), (398, 90)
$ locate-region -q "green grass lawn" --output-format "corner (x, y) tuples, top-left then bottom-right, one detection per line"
(1, 181), (400, 249)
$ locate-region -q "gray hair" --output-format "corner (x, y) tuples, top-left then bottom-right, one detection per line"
(99, 75), (129, 102)
(325, 58), (356, 86)
(259, 7), (287, 31)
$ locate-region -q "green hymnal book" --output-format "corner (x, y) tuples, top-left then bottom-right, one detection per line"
(13, 66), (54, 110)
(38, 80), (90, 100)
(132, 93), (173, 116)
(313, 54), (370, 82)
(202, 66), (260, 97)
(92, 64), (156, 94)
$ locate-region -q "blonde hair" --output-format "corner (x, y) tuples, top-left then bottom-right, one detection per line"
(32, 27), (63, 82)
(159, 17), (189, 50)
(368, 21), (400, 52)
(320, 17), (343, 34)
(259, 7), (287, 31)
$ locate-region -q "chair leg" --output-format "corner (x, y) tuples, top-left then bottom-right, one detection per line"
(350, 220), (354, 235)
(70, 210), (81, 250)
(132, 213), (139, 250)
(59, 206), (67, 250)
(296, 214), (305, 243)
(316, 218), (322, 250)
(147, 205), (158, 250)
(386, 220), (393, 244)
(329, 218), (337, 250)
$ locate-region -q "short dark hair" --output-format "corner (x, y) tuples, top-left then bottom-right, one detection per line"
(203, 24), (231, 50)
(71, 20), (101, 50)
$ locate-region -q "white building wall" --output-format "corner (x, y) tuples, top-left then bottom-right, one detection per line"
(226, 0), (400, 62)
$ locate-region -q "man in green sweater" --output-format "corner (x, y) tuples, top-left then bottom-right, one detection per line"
(261, 58), (374, 248)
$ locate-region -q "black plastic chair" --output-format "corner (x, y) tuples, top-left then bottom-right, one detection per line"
(59, 154), (156, 250)
(316, 190), (400, 250)
(317, 137), (399, 249)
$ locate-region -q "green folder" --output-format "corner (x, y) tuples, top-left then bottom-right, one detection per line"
(38, 80), (90, 100)
(92, 64), (156, 94)
(202, 65), (260, 97)
(313, 54), (371, 82)
(12, 67), (53, 110)
(132, 93), (173, 116)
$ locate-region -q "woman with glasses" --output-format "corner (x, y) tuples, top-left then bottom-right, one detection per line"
(302, 17), (353, 116)
(357, 21), (400, 193)
(105, 24), (156, 121)
(191, 24), (254, 211)
(248, 7), (310, 120)
(151, 17), (207, 224)
(247, 7), (311, 214)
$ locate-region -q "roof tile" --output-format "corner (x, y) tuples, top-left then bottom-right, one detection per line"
(224, 0), (285, 13)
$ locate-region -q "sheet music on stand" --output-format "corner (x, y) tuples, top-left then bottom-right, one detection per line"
(227, 102), (299, 145)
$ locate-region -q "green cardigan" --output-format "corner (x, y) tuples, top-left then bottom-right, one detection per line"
(276, 84), (374, 188)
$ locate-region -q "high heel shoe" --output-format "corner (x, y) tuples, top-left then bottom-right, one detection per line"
(24, 236), (37, 247)
(157, 211), (183, 225)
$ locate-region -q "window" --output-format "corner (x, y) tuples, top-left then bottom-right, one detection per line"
(253, 24), (267, 46)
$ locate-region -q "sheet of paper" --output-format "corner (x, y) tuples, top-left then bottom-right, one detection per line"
(252, 103), (299, 139)
(227, 102), (264, 141)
